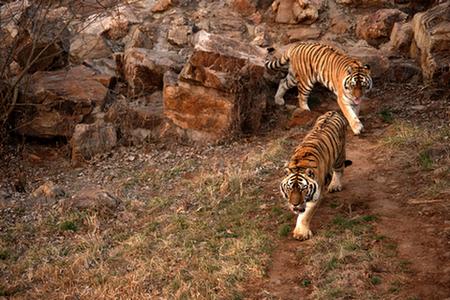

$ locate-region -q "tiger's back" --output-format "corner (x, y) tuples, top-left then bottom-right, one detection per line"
(289, 110), (349, 188)
(280, 111), (350, 240)
(265, 42), (372, 135)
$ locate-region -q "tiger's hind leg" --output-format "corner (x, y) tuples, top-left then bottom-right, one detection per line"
(328, 170), (344, 193)
(274, 69), (297, 106)
(328, 151), (348, 193)
(296, 78), (313, 111)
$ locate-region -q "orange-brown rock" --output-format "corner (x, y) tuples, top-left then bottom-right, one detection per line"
(167, 17), (194, 47)
(356, 9), (409, 47)
(2, 1), (70, 73)
(163, 70), (235, 141)
(233, 0), (256, 17)
(288, 109), (321, 129)
(284, 27), (322, 44)
(13, 66), (112, 138)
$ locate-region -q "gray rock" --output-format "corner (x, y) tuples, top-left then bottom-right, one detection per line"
(410, 1), (450, 84)
(118, 48), (186, 95)
(31, 181), (65, 205)
(62, 185), (119, 211)
(71, 124), (117, 168)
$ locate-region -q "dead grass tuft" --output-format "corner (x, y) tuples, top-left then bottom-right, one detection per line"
(378, 121), (450, 199)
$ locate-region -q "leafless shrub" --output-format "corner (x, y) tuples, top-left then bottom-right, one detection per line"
(225, 62), (269, 142)
(0, 0), (128, 156)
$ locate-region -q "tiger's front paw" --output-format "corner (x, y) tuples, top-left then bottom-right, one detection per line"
(275, 97), (285, 106)
(328, 183), (342, 193)
(293, 226), (313, 241)
(350, 120), (363, 135)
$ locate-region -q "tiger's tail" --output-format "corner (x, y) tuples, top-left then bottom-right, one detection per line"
(265, 49), (290, 70)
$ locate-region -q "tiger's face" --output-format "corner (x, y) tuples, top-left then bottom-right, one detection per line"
(343, 65), (372, 106)
(280, 169), (320, 214)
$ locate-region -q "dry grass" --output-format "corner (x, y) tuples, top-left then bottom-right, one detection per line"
(302, 213), (403, 299)
(0, 139), (290, 299)
(1, 126), (436, 299)
(379, 121), (450, 198)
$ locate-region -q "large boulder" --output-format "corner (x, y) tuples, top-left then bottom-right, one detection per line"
(123, 24), (157, 52)
(117, 48), (186, 95)
(13, 66), (112, 138)
(70, 34), (113, 62)
(104, 92), (166, 141)
(178, 30), (266, 91)
(410, 1), (450, 84)
(356, 9), (409, 47)
(329, 14), (351, 34)
(164, 31), (268, 141)
(284, 27), (322, 43)
(79, 4), (141, 38)
(163, 70), (236, 142)
(233, 0), (257, 17)
(388, 59), (422, 84)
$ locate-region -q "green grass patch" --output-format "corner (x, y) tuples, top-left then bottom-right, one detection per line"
(377, 109), (395, 123)
(418, 151), (435, 169)
(59, 220), (78, 232)
(278, 225), (291, 237)
(369, 277), (382, 285)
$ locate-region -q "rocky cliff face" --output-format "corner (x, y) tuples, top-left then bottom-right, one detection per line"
(1, 0), (449, 165)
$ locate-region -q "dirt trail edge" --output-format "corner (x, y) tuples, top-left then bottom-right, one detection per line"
(247, 130), (450, 300)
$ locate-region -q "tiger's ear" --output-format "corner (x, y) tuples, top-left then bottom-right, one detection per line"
(347, 66), (353, 75)
(284, 168), (291, 176)
(306, 168), (314, 179)
(364, 65), (371, 73)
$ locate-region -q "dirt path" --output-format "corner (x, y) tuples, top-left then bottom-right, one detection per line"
(251, 128), (450, 299)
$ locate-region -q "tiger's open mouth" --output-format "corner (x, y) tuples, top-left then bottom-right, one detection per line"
(292, 206), (305, 213)
(354, 98), (360, 105)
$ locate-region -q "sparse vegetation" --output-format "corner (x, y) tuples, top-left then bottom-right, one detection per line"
(379, 122), (450, 199)
(293, 211), (402, 300)
(0, 137), (290, 299)
(0, 0), (449, 298)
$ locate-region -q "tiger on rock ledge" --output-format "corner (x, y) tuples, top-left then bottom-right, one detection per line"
(280, 111), (351, 240)
(265, 42), (372, 135)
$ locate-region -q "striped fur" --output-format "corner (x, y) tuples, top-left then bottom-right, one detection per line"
(265, 42), (372, 135)
(280, 111), (350, 240)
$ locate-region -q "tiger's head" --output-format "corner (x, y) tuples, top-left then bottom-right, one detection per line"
(280, 168), (320, 214)
(343, 65), (372, 107)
